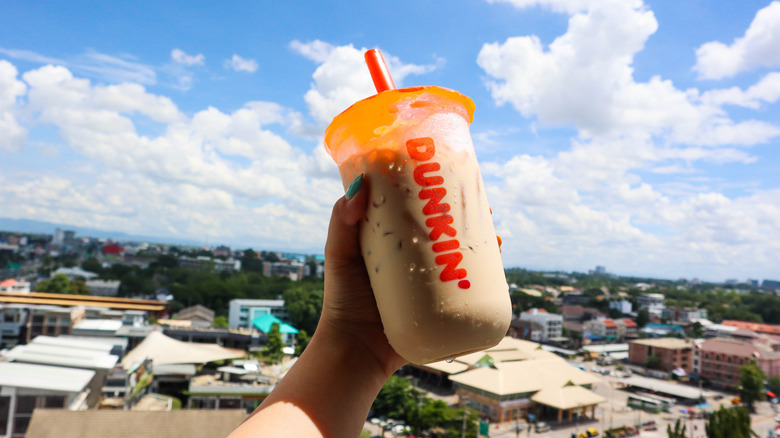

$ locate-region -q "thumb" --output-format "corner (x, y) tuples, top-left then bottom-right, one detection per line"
(325, 174), (368, 265)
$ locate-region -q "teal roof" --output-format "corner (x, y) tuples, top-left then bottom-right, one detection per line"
(251, 314), (299, 334)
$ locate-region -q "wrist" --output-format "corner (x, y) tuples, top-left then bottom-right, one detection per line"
(312, 321), (398, 384)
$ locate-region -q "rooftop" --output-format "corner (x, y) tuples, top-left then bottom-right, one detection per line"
(0, 362), (95, 392)
(630, 338), (693, 350)
(700, 337), (758, 357)
(722, 320), (780, 335)
(24, 409), (246, 438)
(2, 342), (119, 370)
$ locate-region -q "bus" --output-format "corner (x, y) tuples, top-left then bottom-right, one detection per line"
(627, 393), (675, 412)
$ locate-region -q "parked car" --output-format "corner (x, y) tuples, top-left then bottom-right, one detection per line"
(535, 422), (551, 433)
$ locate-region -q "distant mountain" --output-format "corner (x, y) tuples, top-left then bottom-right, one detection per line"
(0, 217), (202, 247)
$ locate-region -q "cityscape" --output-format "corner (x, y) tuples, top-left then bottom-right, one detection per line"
(2, 0), (780, 437)
(2, 227), (780, 437)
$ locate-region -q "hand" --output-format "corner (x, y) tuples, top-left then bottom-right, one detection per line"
(320, 175), (407, 378)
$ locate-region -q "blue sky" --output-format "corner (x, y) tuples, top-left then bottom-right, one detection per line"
(1, 0), (779, 282)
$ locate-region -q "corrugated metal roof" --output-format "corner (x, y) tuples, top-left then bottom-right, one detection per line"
(24, 409), (246, 438)
(31, 335), (115, 353)
(3, 343), (118, 370)
(0, 362), (95, 392)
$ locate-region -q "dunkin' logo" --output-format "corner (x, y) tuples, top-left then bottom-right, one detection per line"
(406, 137), (470, 290)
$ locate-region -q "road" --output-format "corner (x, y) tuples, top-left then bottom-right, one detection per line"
(364, 363), (780, 438)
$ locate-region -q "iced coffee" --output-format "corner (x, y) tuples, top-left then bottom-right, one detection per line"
(324, 52), (511, 364)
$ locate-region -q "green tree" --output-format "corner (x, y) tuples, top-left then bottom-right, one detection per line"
(283, 284), (323, 334)
(35, 274), (72, 294)
(241, 249), (263, 273)
(372, 376), (416, 420)
(705, 407), (756, 438)
(645, 354), (662, 370)
(767, 376), (780, 395)
(81, 257), (104, 275)
(264, 322), (285, 364)
(667, 418), (687, 438)
(294, 330), (311, 356)
(636, 308), (650, 328)
(738, 360), (765, 412)
(69, 278), (90, 295)
(211, 316), (229, 328)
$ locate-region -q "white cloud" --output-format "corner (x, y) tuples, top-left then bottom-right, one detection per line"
(171, 49), (205, 66)
(291, 41), (441, 125)
(0, 60), (28, 151)
(701, 72), (780, 109)
(694, 1), (780, 80)
(224, 54), (258, 73)
(0, 59), (345, 251)
(289, 39), (334, 63)
(0, 47), (156, 85)
(477, 0), (780, 278)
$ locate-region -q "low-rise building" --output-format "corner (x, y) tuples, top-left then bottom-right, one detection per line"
(175, 305), (215, 327)
(519, 309), (563, 342)
(0, 362), (97, 437)
(561, 305), (605, 323)
(694, 337), (780, 388)
(583, 318), (618, 340)
(24, 409), (247, 438)
(638, 293), (665, 316)
(509, 318), (545, 342)
(263, 261), (305, 281)
(721, 320), (780, 338)
(228, 299), (287, 330)
(662, 307), (707, 323)
(446, 338), (605, 424)
(628, 338), (694, 372)
(85, 279), (120, 297)
(609, 299), (632, 315)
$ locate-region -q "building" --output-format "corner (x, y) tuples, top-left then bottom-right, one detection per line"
(251, 314), (298, 346)
(583, 319), (618, 340)
(162, 326), (260, 351)
(561, 293), (591, 306)
(175, 305), (215, 327)
(0, 279), (31, 293)
(85, 279), (121, 297)
(446, 337), (605, 424)
(0, 362), (96, 437)
(519, 309), (563, 342)
(2, 335), (119, 409)
(609, 300), (632, 315)
(638, 293), (665, 316)
(615, 319), (637, 338)
(509, 318), (545, 342)
(178, 256), (241, 273)
(228, 299), (287, 330)
(24, 409), (247, 438)
(694, 337), (780, 388)
(628, 338), (694, 371)
(662, 307), (707, 323)
(263, 261), (305, 281)
(721, 320), (780, 337)
(561, 305), (605, 323)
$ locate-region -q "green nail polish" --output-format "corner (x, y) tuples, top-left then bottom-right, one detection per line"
(345, 174), (363, 199)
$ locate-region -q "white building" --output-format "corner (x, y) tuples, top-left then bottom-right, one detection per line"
(609, 299), (632, 315)
(519, 308), (563, 342)
(638, 293), (665, 316)
(0, 362), (96, 437)
(228, 299), (288, 330)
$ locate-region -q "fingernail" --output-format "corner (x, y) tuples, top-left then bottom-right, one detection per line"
(346, 174), (363, 199)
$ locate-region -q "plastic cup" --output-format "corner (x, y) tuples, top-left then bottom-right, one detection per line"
(324, 75), (511, 365)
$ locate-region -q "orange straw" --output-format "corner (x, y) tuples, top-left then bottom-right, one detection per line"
(364, 49), (396, 93)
